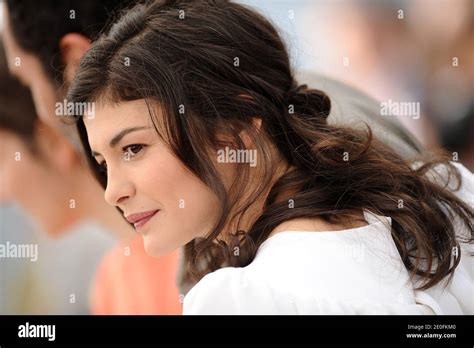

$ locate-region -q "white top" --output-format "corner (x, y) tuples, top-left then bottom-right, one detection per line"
(183, 162), (473, 314)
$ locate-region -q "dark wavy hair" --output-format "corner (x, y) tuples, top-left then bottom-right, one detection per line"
(67, 0), (473, 291)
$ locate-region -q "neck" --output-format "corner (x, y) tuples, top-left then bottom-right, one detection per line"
(225, 159), (292, 238)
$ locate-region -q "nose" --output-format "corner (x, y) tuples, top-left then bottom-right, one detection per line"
(103, 166), (136, 206)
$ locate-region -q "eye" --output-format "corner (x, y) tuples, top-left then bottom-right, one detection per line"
(122, 144), (146, 160)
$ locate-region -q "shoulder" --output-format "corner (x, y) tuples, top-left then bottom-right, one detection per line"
(182, 267), (272, 314)
(183, 262), (315, 314)
(182, 264), (432, 314)
(182, 227), (430, 315)
(182, 268), (236, 314)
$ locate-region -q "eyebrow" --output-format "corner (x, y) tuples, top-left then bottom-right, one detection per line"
(91, 126), (151, 157)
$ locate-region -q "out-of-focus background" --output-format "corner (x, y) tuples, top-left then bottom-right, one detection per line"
(242, 0), (474, 168)
(1, 0), (473, 314)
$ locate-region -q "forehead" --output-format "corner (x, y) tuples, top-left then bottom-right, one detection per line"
(83, 99), (157, 145)
(84, 99), (150, 128)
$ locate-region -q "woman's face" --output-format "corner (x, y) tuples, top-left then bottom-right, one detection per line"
(83, 99), (220, 256)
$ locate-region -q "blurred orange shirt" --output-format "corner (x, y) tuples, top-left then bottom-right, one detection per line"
(90, 236), (182, 314)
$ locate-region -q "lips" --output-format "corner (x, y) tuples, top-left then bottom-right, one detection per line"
(125, 210), (159, 229)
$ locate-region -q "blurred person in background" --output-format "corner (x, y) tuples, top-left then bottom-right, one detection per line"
(0, 206), (38, 314)
(409, 1), (474, 170)
(0, 44), (114, 313)
(1, 0), (182, 314)
(299, 0), (473, 169)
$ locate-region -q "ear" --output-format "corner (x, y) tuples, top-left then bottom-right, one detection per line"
(35, 120), (78, 172)
(59, 33), (91, 83)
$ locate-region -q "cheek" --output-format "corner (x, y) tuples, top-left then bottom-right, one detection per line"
(139, 150), (219, 234)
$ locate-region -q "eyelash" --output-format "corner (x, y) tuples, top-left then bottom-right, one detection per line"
(123, 144), (145, 158)
(98, 144), (146, 173)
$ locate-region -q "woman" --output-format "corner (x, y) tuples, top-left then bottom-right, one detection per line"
(67, 0), (473, 314)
